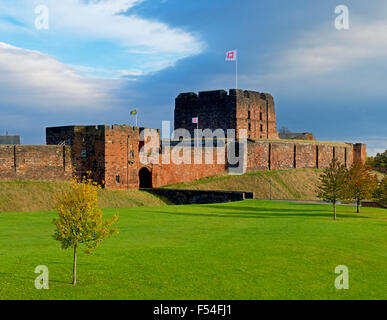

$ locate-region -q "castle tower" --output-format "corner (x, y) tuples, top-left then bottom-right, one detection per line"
(353, 143), (367, 164)
(46, 125), (160, 190)
(174, 89), (279, 139)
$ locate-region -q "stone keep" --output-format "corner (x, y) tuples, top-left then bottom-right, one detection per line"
(174, 89), (279, 139)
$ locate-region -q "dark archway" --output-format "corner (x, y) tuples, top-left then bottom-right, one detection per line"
(139, 167), (152, 188)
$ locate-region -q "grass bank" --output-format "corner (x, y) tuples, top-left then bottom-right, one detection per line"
(166, 168), (324, 200)
(1, 169), (383, 212)
(0, 180), (167, 213)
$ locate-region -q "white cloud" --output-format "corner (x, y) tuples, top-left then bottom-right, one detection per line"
(0, 0), (204, 74)
(51, 0), (202, 54)
(267, 18), (387, 79)
(0, 42), (117, 111)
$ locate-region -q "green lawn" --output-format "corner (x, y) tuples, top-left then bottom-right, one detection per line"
(0, 200), (386, 300)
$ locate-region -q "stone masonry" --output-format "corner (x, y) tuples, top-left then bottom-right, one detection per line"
(0, 145), (71, 181)
(175, 89), (278, 140)
(1, 89), (367, 189)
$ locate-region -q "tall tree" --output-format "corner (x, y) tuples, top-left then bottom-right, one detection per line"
(317, 158), (348, 220)
(346, 161), (378, 213)
(368, 150), (387, 168)
(374, 150), (387, 167)
(374, 176), (387, 207)
(53, 176), (118, 285)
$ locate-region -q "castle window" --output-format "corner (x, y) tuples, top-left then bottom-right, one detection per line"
(248, 123), (251, 131)
(81, 149), (87, 158)
(260, 124), (263, 132)
(115, 175), (120, 183)
(248, 111), (251, 119)
(260, 112), (263, 120)
(130, 150), (134, 159)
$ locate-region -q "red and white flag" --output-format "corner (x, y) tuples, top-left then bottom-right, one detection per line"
(225, 49), (237, 61)
(192, 117), (198, 124)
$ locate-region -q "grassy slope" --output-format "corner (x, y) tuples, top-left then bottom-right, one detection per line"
(0, 181), (167, 213)
(166, 168), (324, 200)
(0, 200), (385, 300)
(2, 169), (383, 212)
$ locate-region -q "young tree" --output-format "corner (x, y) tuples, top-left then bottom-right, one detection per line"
(53, 176), (118, 285)
(317, 158), (348, 220)
(346, 161), (378, 213)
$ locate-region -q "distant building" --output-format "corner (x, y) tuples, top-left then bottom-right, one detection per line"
(279, 132), (315, 140)
(0, 135), (20, 145)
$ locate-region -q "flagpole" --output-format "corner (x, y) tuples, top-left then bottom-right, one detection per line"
(196, 116), (199, 142)
(235, 49), (238, 91)
(136, 114), (138, 127)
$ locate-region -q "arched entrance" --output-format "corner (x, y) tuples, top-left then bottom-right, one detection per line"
(139, 167), (152, 188)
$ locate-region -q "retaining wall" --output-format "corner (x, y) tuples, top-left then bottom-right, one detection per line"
(142, 188), (254, 205)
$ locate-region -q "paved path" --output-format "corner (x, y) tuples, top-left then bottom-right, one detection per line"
(253, 199), (357, 206)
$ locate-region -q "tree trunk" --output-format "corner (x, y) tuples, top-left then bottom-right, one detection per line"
(357, 199), (360, 213)
(72, 244), (77, 285)
(333, 202), (336, 220)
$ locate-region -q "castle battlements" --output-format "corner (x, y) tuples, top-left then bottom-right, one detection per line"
(1, 89), (367, 190)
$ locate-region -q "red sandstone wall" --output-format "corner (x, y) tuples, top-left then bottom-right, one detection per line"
(334, 146), (346, 166)
(270, 142), (294, 170)
(247, 142), (270, 171)
(317, 145), (334, 169)
(0, 145), (71, 181)
(347, 145), (354, 167)
(104, 126), (145, 190)
(0, 146), (15, 180)
(295, 143), (316, 168)
(246, 141), (354, 172)
(174, 90), (236, 139)
(353, 143), (366, 164)
(153, 147), (227, 187)
(236, 91), (278, 140)
(72, 127), (105, 184)
(46, 125), (106, 184)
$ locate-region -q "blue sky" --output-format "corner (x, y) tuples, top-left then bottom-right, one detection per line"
(0, 0), (386, 155)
